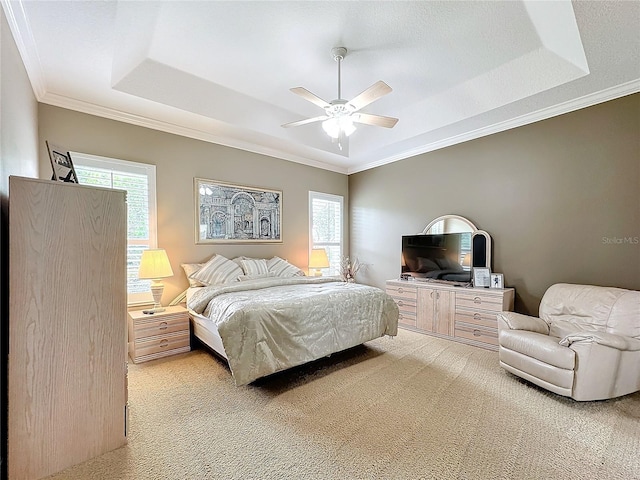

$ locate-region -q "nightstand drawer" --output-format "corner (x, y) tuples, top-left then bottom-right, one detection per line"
(456, 293), (503, 312)
(131, 314), (189, 340)
(134, 331), (190, 358)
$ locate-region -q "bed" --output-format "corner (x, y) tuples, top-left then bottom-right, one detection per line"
(186, 276), (399, 386)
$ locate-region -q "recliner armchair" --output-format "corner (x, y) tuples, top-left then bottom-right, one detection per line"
(498, 283), (640, 401)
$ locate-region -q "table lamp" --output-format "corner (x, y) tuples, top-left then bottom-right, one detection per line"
(309, 248), (329, 276)
(138, 248), (174, 313)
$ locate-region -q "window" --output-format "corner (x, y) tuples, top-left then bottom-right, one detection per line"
(309, 191), (343, 276)
(72, 152), (157, 305)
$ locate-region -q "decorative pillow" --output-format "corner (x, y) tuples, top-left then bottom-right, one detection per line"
(240, 258), (269, 276)
(237, 272), (277, 281)
(267, 256), (305, 277)
(189, 254), (243, 286)
(181, 263), (205, 287)
(231, 256), (248, 268)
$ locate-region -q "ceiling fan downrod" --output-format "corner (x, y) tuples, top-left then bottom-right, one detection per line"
(331, 47), (347, 100)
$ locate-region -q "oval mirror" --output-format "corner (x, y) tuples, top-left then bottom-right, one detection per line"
(421, 214), (492, 271)
(422, 214), (477, 234)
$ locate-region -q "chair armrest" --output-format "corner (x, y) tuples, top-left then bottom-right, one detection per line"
(497, 312), (550, 334)
(559, 331), (640, 351)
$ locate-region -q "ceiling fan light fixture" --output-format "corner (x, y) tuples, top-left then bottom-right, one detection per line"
(322, 116), (356, 138)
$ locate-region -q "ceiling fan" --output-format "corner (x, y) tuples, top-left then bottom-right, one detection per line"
(282, 47), (398, 149)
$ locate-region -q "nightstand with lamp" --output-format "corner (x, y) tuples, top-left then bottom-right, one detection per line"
(128, 248), (190, 363)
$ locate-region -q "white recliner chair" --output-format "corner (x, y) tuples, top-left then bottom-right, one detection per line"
(498, 283), (640, 401)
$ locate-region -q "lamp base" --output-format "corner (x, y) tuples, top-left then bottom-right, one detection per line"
(312, 269), (323, 277)
(149, 280), (166, 313)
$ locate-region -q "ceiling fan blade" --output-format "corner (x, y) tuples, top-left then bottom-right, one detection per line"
(290, 87), (331, 109)
(281, 116), (328, 128)
(347, 81), (392, 111)
(353, 112), (399, 128)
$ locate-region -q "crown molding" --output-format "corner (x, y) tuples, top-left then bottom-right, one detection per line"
(40, 91), (348, 175)
(1, 0), (46, 98)
(348, 79), (640, 174)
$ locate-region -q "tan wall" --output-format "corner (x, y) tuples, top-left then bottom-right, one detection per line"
(349, 94), (640, 315)
(37, 104), (348, 303)
(1, 8), (39, 477)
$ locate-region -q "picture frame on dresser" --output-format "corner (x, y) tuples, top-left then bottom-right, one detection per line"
(46, 141), (78, 183)
(473, 267), (491, 288)
(490, 273), (504, 289)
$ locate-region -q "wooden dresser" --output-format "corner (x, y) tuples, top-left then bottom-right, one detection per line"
(128, 306), (190, 363)
(386, 279), (515, 351)
(9, 176), (128, 479)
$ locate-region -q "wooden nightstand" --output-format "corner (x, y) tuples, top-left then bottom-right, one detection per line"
(128, 305), (190, 363)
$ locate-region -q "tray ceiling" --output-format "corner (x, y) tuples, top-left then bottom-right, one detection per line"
(3, 0), (639, 174)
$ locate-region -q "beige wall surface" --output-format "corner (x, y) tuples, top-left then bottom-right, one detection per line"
(1, 11), (39, 192)
(38, 104), (348, 302)
(349, 94), (639, 315)
(1, 8), (39, 478)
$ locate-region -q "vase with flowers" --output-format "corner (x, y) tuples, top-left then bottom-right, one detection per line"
(340, 256), (363, 283)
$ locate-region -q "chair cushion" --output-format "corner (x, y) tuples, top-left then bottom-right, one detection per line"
(499, 329), (575, 370)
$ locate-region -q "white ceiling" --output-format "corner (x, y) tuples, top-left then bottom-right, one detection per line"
(3, 0), (639, 174)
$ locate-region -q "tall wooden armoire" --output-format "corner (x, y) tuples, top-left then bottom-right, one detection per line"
(8, 176), (128, 479)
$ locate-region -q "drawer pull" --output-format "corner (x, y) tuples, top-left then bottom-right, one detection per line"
(398, 287), (404, 294)
(397, 300), (404, 306)
(159, 339), (169, 348)
(158, 321), (168, 330)
(473, 313), (481, 320)
(473, 297), (482, 304)
(473, 329), (482, 337)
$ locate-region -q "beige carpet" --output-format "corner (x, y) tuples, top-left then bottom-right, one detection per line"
(48, 329), (640, 480)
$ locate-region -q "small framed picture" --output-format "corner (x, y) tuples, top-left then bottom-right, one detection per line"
(473, 267), (491, 288)
(46, 141), (78, 183)
(490, 273), (504, 289)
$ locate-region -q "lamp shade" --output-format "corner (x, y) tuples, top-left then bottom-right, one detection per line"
(138, 248), (174, 279)
(309, 248), (330, 269)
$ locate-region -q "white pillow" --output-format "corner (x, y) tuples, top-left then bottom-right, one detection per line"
(181, 263), (205, 287)
(267, 256), (305, 277)
(240, 258), (269, 276)
(238, 272), (277, 281)
(190, 255), (243, 286)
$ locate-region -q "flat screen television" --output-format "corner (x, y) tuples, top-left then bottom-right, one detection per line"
(402, 233), (472, 282)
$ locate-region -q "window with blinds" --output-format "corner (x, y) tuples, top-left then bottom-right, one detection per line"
(72, 152), (157, 304)
(309, 191), (343, 276)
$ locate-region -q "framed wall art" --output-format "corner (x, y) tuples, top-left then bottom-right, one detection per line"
(194, 178), (282, 244)
(46, 141), (78, 183)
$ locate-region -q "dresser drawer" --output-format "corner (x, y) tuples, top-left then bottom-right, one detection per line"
(456, 292), (504, 313)
(134, 331), (190, 358)
(454, 309), (498, 329)
(454, 322), (498, 346)
(386, 284), (417, 301)
(398, 312), (417, 328)
(131, 313), (189, 340)
(394, 297), (417, 314)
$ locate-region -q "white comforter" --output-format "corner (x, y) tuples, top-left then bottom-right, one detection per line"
(188, 276), (399, 385)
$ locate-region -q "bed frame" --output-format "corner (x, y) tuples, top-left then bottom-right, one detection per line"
(189, 310), (228, 360)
